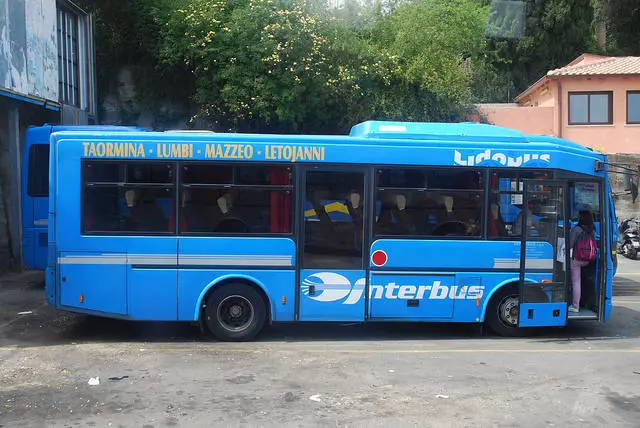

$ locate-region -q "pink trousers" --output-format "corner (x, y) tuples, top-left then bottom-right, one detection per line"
(571, 259), (589, 307)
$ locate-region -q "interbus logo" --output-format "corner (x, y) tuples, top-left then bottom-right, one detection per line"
(454, 149), (551, 167)
(302, 273), (484, 304)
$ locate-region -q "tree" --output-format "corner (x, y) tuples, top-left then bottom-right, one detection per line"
(76, 0), (194, 125)
(598, 0), (640, 55)
(478, 0), (594, 101)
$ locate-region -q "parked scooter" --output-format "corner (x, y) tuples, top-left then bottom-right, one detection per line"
(618, 218), (640, 259)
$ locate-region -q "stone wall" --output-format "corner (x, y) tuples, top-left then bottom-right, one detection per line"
(608, 153), (640, 221)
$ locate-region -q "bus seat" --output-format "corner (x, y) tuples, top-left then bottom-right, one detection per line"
(217, 193), (233, 215)
(126, 190), (170, 232)
(322, 200), (352, 222)
(489, 203), (507, 237)
(304, 200), (320, 221)
(349, 192), (361, 210)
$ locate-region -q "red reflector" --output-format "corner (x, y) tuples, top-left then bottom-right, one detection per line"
(371, 250), (388, 267)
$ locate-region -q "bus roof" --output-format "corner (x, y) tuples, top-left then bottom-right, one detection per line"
(50, 120), (598, 156)
(34, 124), (147, 133)
(349, 121), (592, 152)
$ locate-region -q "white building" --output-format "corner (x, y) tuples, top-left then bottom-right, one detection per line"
(0, 0), (96, 269)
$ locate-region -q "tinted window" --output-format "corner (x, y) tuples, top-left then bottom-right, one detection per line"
(82, 161), (176, 234)
(375, 168), (484, 237)
(27, 144), (50, 197)
(488, 170), (551, 238)
(304, 171), (364, 269)
(180, 163), (292, 234)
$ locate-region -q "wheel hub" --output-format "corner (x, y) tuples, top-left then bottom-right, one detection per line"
(229, 304), (243, 317)
(217, 295), (255, 332)
(499, 296), (519, 326)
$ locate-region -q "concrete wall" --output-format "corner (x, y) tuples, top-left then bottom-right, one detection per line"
(476, 104), (555, 136)
(0, 0), (58, 101)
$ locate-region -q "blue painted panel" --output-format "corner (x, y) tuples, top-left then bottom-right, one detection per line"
(22, 230), (35, 270)
(45, 265), (56, 307)
(369, 273), (458, 319)
(128, 268), (177, 320)
(58, 254), (127, 315)
(33, 227), (48, 270)
(299, 270), (365, 321)
(519, 303), (567, 327)
(53, 126), (605, 177)
(177, 236), (295, 267)
(370, 240), (553, 270)
(177, 269), (295, 321)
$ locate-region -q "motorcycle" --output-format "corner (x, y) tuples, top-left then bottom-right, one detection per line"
(617, 218), (640, 259)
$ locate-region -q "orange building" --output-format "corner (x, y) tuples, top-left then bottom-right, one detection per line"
(477, 54), (640, 154)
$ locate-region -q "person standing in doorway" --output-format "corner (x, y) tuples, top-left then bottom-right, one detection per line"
(569, 211), (596, 313)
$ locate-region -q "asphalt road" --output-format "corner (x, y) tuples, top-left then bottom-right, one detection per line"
(0, 258), (639, 427)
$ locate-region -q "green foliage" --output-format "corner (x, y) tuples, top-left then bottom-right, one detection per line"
(158, 0), (487, 132)
(75, 0), (194, 126)
(84, 0), (633, 130)
(478, 0), (595, 101)
(598, 0), (640, 55)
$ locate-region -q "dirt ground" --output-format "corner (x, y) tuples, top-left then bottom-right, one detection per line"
(1, 259), (639, 427)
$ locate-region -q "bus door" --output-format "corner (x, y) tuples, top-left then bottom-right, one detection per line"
(298, 167), (369, 321)
(518, 181), (569, 327)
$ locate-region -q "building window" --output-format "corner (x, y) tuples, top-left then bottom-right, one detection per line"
(627, 91), (640, 124)
(57, 1), (94, 112)
(568, 92), (613, 125)
(180, 163), (293, 234)
(82, 161), (176, 234)
(375, 168), (484, 238)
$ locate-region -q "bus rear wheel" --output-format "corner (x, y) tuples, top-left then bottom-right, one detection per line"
(204, 283), (267, 342)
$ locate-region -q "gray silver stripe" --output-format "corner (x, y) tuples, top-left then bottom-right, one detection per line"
(58, 254), (293, 267)
(493, 259), (553, 269)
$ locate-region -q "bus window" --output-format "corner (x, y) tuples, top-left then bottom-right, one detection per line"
(27, 144), (50, 197)
(375, 168), (483, 237)
(303, 170), (363, 268)
(488, 170), (551, 237)
(180, 163), (292, 234)
(82, 160), (175, 234)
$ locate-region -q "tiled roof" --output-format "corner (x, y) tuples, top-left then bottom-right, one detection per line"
(515, 54), (640, 102)
(548, 56), (640, 76)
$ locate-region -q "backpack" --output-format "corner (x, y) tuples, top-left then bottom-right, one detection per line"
(574, 229), (597, 262)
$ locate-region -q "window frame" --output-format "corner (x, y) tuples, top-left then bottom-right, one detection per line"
(626, 90), (640, 124)
(568, 91), (613, 125)
(81, 159), (177, 236)
(56, 0), (94, 112)
(373, 166), (486, 240)
(486, 169), (555, 240)
(178, 162), (295, 237)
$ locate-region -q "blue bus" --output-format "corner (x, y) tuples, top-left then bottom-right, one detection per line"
(45, 121), (617, 340)
(22, 124), (146, 270)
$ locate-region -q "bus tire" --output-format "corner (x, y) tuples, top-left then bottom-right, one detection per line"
(204, 283), (267, 342)
(486, 284), (525, 337)
(486, 284), (548, 337)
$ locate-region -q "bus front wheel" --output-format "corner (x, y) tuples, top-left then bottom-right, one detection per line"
(486, 285), (526, 337)
(204, 283), (267, 341)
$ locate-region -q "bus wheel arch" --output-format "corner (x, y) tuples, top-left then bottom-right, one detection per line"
(483, 280), (548, 337)
(199, 276), (271, 341)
